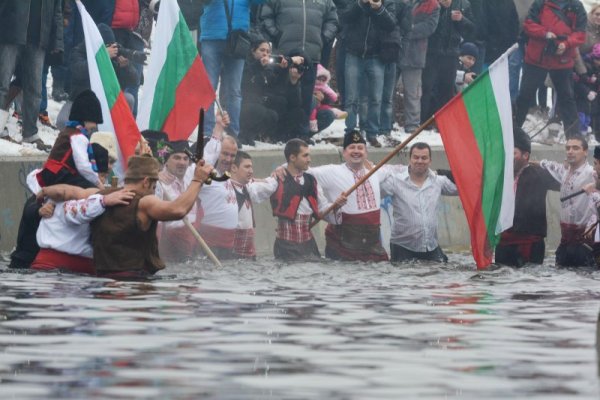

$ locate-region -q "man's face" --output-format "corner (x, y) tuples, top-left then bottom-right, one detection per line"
(409, 147), (431, 176)
(231, 158), (254, 185)
(218, 138), (238, 173)
(165, 152), (190, 179)
(290, 146), (311, 171)
(343, 143), (367, 167)
(438, 0), (452, 8)
(565, 139), (587, 167)
(513, 148), (529, 173)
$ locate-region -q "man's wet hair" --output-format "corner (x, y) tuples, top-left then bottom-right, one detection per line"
(234, 151), (252, 167)
(409, 142), (431, 157)
(284, 139), (308, 162)
(567, 134), (588, 150)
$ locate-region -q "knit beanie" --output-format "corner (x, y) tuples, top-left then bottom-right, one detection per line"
(460, 42), (479, 59)
(69, 89), (103, 124)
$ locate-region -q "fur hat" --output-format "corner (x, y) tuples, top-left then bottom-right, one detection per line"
(90, 132), (117, 162)
(125, 155), (160, 180)
(69, 89), (103, 124)
(513, 127), (531, 154)
(343, 130), (366, 149)
(167, 141), (191, 158)
(141, 129), (172, 161)
(460, 42), (479, 59)
(92, 143), (110, 173)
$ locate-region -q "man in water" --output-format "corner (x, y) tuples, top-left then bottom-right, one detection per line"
(380, 142), (458, 263)
(537, 134), (595, 266)
(495, 129), (560, 267)
(230, 151), (258, 259)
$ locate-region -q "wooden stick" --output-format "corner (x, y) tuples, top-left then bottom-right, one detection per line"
(111, 176), (118, 188)
(159, 184), (222, 268)
(310, 116), (435, 228)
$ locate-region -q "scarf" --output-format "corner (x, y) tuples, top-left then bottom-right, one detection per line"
(66, 120), (97, 173)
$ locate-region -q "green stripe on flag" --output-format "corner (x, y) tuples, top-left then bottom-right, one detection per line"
(95, 46), (121, 108)
(148, 12), (198, 130)
(462, 72), (505, 248)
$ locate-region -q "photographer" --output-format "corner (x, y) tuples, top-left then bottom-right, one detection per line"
(515, 0), (587, 138)
(56, 23), (138, 130)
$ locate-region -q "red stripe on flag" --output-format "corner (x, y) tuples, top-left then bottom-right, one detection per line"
(111, 92), (141, 169)
(435, 98), (492, 268)
(162, 58), (216, 141)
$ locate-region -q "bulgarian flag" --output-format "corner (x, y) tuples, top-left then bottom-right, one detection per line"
(137, 0), (215, 141)
(76, 1), (141, 173)
(435, 46), (516, 269)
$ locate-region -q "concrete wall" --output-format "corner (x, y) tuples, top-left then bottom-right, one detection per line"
(0, 145), (569, 257)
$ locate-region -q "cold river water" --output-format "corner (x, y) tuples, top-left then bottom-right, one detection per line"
(0, 254), (599, 399)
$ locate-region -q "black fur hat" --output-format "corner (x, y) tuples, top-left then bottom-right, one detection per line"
(69, 89), (103, 124)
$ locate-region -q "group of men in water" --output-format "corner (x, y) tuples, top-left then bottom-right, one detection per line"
(7, 90), (600, 277)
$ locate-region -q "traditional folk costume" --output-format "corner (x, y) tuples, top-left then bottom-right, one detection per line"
(540, 159), (595, 267)
(32, 195), (108, 275)
(307, 133), (389, 262)
(495, 135), (560, 266)
(36, 90), (103, 189)
(380, 164), (458, 263)
(232, 179), (256, 259)
(248, 173), (334, 262)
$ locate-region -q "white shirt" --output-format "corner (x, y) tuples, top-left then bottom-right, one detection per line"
(158, 170), (200, 229)
(36, 194), (106, 258)
(247, 175), (336, 223)
(71, 133), (100, 186)
(540, 160), (595, 227)
(307, 163), (390, 222)
(233, 180), (253, 229)
(380, 165), (458, 252)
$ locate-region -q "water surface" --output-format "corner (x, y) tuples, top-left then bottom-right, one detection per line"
(0, 254), (598, 399)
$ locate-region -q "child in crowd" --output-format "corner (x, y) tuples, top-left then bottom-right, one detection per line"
(574, 43), (600, 140)
(455, 42), (479, 93)
(309, 64), (347, 132)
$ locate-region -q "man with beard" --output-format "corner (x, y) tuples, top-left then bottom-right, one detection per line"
(380, 142), (458, 263)
(495, 130), (560, 267)
(537, 134), (595, 266)
(158, 141), (203, 262)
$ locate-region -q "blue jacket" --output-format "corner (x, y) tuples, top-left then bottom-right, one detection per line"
(200, 0), (265, 41)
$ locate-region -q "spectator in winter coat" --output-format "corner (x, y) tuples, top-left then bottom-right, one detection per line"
(0, 0), (64, 151)
(260, 0), (338, 137)
(515, 0), (587, 138)
(483, 0), (519, 66)
(341, 0), (397, 147)
(309, 64), (346, 133)
(574, 43), (600, 140)
(200, 0), (265, 139)
(455, 41), (478, 93)
(574, 4), (600, 76)
(398, 0), (439, 134)
(420, 0), (474, 123)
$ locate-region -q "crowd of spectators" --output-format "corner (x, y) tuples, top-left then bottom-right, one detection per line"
(1, 0), (599, 151)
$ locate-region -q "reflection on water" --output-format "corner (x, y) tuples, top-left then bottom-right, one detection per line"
(0, 255), (599, 399)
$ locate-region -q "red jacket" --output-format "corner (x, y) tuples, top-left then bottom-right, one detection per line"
(523, 0), (587, 70)
(111, 0), (140, 30)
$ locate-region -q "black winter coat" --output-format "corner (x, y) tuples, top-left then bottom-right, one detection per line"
(0, 0), (63, 51)
(260, 0), (338, 63)
(426, 0), (474, 57)
(340, 0), (397, 58)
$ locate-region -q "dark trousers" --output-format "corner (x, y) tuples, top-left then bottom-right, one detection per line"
(516, 63), (578, 136)
(421, 54), (458, 123)
(390, 243), (448, 263)
(239, 102), (278, 143)
(555, 243), (594, 267)
(300, 63), (318, 136)
(9, 195), (41, 269)
(495, 240), (545, 267)
(274, 237), (321, 262)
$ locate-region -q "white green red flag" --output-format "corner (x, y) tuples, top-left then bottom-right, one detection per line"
(137, 0), (215, 141)
(76, 0), (141, 173)
(435, 46), (516, 269)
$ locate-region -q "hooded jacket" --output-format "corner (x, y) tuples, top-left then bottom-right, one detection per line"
(340, 0), (397, 58)
(0, 0), (63, 51)
(426, 0), (474, 58)
(399, 0), (440, 69)
(523, 0), (587, 70)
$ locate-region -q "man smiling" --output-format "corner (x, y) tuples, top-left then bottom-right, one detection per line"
(380, 142), (458, 263)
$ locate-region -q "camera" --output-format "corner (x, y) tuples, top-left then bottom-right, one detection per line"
(116, 43), (147, 64)
(292, 63), (307, 73)
(269, 55), (283, 64)
(544, 35), (567, 55)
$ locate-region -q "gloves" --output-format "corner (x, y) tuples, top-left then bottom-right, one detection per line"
(588, 91), (597, 102)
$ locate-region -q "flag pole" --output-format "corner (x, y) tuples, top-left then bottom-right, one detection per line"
(159, 183), (223, 268)
(310, 116), (435, 228)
